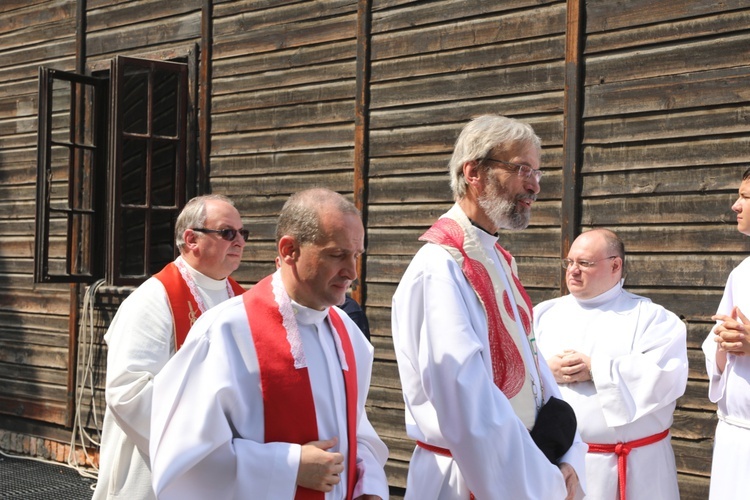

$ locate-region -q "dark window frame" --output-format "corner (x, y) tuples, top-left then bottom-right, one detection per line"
(109, 56), (189, 286)
(34, 68), (108, 283)
(35, 54), (195, 286)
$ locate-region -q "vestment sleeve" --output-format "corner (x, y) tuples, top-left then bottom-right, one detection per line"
(150, 306), (300, 500)
(702, 269), (736, 402)
(104, 279), (173, 456)
(392, 255), (569, 499)
(594, 304), (688, 427)
(338, 310), (390, 499)
(537, 354), (588, 497)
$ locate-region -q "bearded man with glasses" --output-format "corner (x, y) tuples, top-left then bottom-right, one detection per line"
(392, 114), (586, 499)
(94, 194), (247, 500)
(534, 228), (688, 500)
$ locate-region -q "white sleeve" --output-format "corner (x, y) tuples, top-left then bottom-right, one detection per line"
(393, 250), (568, 499)
(595, 304), (688, 427)
(538, 354), (588, 496)
(703, 269), (736, 403)
(103, 279), (172, 456)
(346, 315), (389, 499)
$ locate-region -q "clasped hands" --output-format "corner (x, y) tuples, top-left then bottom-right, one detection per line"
(297, 437), (380, 500)
(712, 306), (750, 357)
(547, 350), (592, 385)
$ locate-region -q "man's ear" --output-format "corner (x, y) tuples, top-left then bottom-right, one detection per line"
(462, 160), (483, 188)
(182, 229), (199, 251)
(278, 235), (298, 264)
(612, 256), (623, 274)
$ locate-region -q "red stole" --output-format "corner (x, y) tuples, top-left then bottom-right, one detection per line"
(420, 209), (542, 429)
(153, 261), (245, 350)
(244, 275), (359, 500)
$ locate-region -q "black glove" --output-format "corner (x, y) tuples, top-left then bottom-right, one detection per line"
(530, 396), (577, 463)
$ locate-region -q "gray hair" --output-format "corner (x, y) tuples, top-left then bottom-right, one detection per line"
(175, 194), (235, 252)
(449, 115), (542, 200)
(276, 188), (360, 245)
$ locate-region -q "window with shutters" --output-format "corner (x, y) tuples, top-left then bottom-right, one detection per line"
(35, 56), (193, 286)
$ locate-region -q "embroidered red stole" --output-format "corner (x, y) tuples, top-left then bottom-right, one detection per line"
(244, 275), (359, 500)
(153, 262), (245, 350)
(420, 206), (541, 429)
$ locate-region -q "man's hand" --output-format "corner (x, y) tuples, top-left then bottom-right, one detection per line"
(547, 350), (591, 384)
(712, 307), (750, 372)
(559, 462), (579, 500)
(713, 307), (750, 356)
(297, 437), (345, 492)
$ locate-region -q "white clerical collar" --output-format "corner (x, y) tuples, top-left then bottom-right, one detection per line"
(473, 224), (500, 247)
(574, 279), (624, 308)
(176, 256), (227, 291)
(291, 300), (329, 327)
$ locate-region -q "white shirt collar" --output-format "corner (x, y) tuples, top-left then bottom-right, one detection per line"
(573, 279), (624, 308)
(176, 256), (228, 291)
(291, 300), (329, 327)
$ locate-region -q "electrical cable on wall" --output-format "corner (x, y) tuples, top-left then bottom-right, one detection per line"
(67, 278), (107, 480)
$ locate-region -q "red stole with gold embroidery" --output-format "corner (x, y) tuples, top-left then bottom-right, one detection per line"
(153, 262), (245, 350)
(244, 274), (359, 500)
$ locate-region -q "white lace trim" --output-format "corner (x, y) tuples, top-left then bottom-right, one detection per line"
(272, 271), (307, 369)
(175, 257), (236, 314)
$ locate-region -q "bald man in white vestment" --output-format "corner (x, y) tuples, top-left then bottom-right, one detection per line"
(703, 166), (750, 500)
(392, 115), (587, 500)
(150, 188), (388, 500)
(535, 228), (688, 500)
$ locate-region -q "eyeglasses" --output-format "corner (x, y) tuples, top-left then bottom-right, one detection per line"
(484, 158), (544, 182)
(192, 227), (250, 242)
(561, 256), (617, 270)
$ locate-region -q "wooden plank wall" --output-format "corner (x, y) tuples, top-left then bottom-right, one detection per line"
(75, 0), (205, 441)
(581, 1), (750, 497)
(0, 0), (77, 428)
(209, 0), (361, 284)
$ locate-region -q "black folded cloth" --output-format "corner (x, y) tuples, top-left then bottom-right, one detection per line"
(530, 396), (578, 463)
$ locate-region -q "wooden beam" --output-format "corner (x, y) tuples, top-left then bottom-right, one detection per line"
(353, 0), (372, 305)
(561, 0), (585, 293)
(199, 0), (213, 195)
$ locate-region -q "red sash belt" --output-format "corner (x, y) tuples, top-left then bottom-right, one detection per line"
(586, 428), (669, 500)
(416, 441), (475, 500)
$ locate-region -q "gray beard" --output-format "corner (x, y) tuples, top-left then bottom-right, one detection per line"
(478, 190), (530, 231)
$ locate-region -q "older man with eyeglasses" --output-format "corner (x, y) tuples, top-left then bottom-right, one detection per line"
(534, 228), (688, 500)
(94, 194), (247, 500)
(392, 114), (587, 500)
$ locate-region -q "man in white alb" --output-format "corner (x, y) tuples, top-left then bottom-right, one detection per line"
(535, 228), (688, 500)
(149, 188), (388, 500)
(392, 114), (587, 499)
(703, 167), (750, 500)
(94, 194), (247, 499)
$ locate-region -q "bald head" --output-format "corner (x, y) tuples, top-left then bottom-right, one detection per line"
(565, 229), (625, 300)
(276, 188), (364, 310)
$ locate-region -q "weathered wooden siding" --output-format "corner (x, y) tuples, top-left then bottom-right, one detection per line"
(210, 0), (361, 285)
(76, 0), (206, 445)
(580, 1), (750, 497)
(0, 0), (77, 429)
